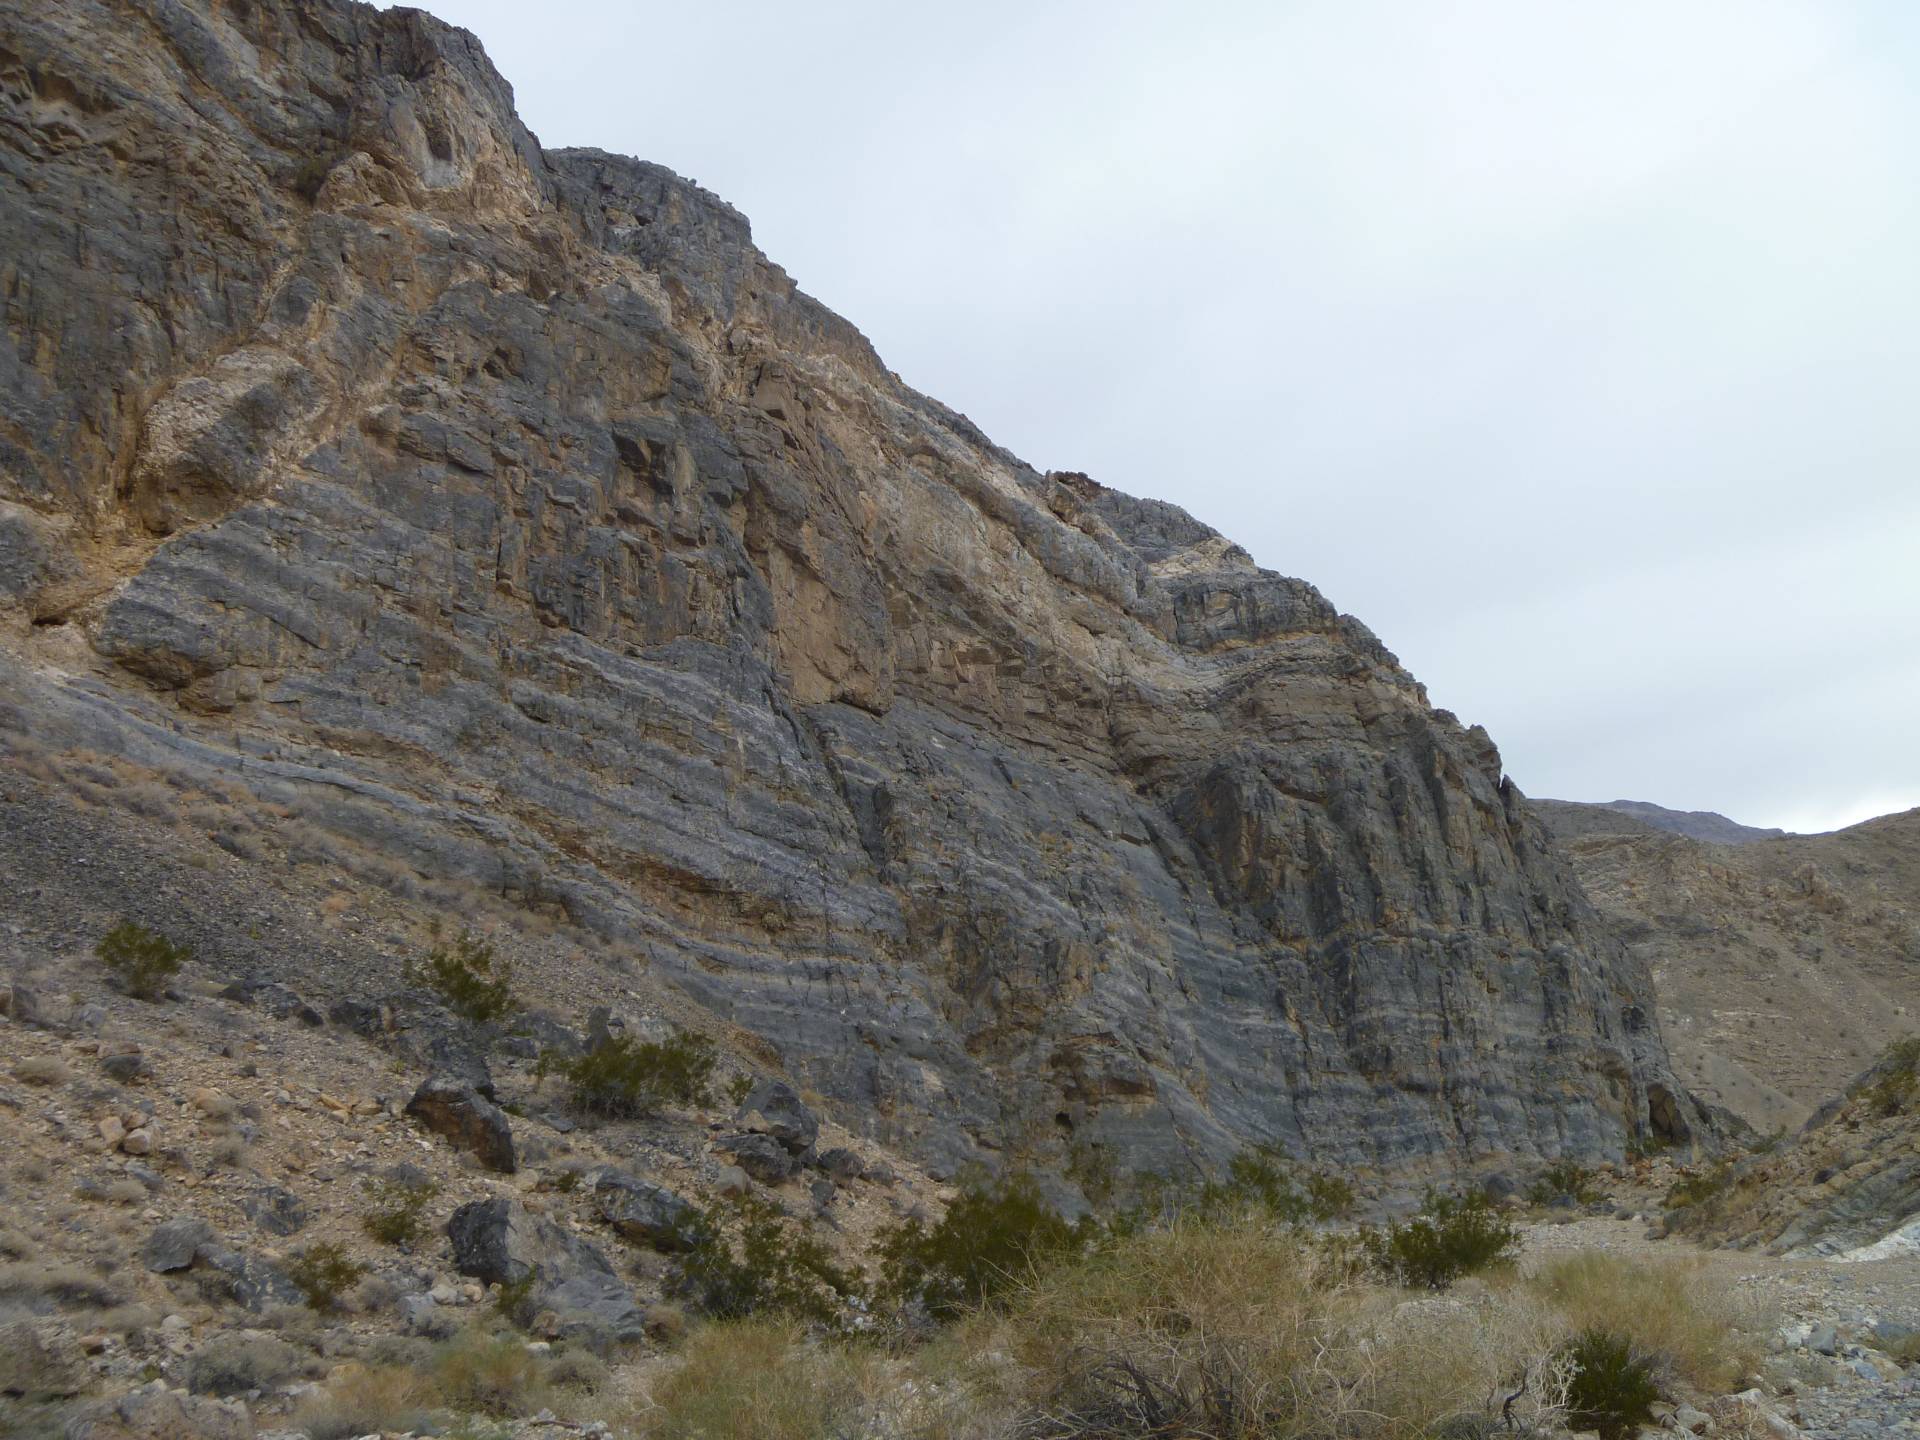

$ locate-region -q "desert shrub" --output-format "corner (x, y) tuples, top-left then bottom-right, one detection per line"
(1857, 1037), (1920, 1118)
(723, 1072), (756, 1108)
(1363, 1189), (1520, 1290)
(11, 1055), (71, 1087)
(541, 1344), (611, 1395)
(877, 1170), (1087, 1322)
(537, 1031), (715, 1117)
(1527, 1159), (1604, 1206)
(493, 1269), (540, 1327)
(186, 1331), (302, 1396)
(290, 1362), (436, 1440)
(0, 1260), (124, 1308)
(409, 930), (516, 1025)
(286, 1242), (366, 1312)
(634, 1321), (868, 1440)
(986, 1215), (1571, 1440)
(1562, 1329), (1660, 1440)
(673, 1195), (864, 1327)
(1663, 1161), (1734, 1213)
(96, 920), (190, 999)
(1197, 1145), (1355, 1224)
(1526, 1251), (1752, 1391)
(363, 1176), (439, 1247)
(429, 1329), (547, 1416)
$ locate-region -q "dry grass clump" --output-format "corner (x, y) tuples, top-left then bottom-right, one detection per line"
(290, 1361), (438, 1440)
(12, 1055), (71, 1087)
(0, 1260), (124, 1308)
(983, 1218), (1572, 1439)
(626, 1321), (872, 1440)
(1521, 1251), (1756, 1392)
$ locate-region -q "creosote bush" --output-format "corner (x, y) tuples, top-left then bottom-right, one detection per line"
(1363, 1189), (1520, 1290)
(537, 1031), (715, 1118)
(1527, 1159), (1604, 1206)
(1562, 1329), (1660, 1440)
(363, 1176), (440, 1248)
(408, 930), (516, 1025)
(1196, 1145), (1356, 1224)
(95, 920), (190, 1000)
(286, 1241), (367, 1312)
(877, 1170), (1088, 1322)
(673, 1195), (864, 1327)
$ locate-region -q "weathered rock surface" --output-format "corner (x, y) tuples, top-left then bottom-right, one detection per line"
(447, 1195), (646, 1341)
(143, 1218), (214, 1274)
(591, 1170), (702, 1252)
(0, 0), (1696, 1184)
(716, 1132), (798, 1186)
(406, 1076), (516, 1172)
(0, 1317), (89, 1400)
(733, 1080), (819, 1155)
(1534, 798), (1788, 846)
(63, 1384), (252, 1440)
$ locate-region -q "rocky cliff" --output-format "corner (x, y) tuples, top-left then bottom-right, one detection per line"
(0, 0), (1694, 1187)
(1534, 799), (1788, 847)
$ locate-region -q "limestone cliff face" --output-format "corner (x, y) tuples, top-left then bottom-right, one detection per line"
(0, 0), (1695, 1182)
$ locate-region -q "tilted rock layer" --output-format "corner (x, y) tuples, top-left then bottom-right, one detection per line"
(0, 0), (1693, 1182)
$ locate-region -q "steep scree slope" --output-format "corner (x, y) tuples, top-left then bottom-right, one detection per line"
(0, 0), (1694, 1182)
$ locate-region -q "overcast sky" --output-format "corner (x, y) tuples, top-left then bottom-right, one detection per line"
(396, 0), (1919, 834)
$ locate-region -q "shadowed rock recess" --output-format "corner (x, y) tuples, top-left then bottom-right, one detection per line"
(0, 0), (1700, 1180)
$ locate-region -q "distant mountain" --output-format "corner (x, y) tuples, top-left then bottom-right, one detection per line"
(1533, 798), (1787, 846)
(1541, 803), (1920, 1134)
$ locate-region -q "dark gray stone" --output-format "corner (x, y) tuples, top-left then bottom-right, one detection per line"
(196, 1246), (303, 1311)
(241, 1185), (309, 1236)
(815, 1147), (865, 1182)
(716, 1132), (797, 1185)
(591, 1170), (701, 1252)
(144, 1216), (213, 1273)
(406, 1075), (515, 1172)
(733, 1080), (818, 1155)
(447, 1196), (645, 1342)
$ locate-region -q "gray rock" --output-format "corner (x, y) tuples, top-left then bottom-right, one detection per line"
(0, 1317), (89, 1399)
(8, 978), (64, 1031)
(716, 1132), (797, 1185)
(733, 1080), (819, 1155)
(241, 1185), (309, 1236)
(195, 1246), (303, 1311)
(1810, 1324), (1840, 1356)
(144, 1217), (214, 1273)
(421, 1033), (496, 1100)
(327, 998), (388, 1037)
(406, 1075), (515, 1172)
(64, 1383), (252, 1440)
(713, 1165), (752, 1198)
(446, 1196), (645, 1342)
(101, 1048), (151, 1084)
(815, 1146), (866, 1182)
(398, 1291), (456, 1339)
(592, 1170), (702, 1252)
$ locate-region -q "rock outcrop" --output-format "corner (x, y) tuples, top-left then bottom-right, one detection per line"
(1534, 799), (1788, 847)
(0, 0), (1694, 1185)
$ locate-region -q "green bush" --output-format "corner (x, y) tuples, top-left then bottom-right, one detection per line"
(1527, 1159), (1603, 1206)
(408, 930), (516, 1025)
(95, 920), (190, 1000)
(536, 1031), (715, 1117)
(1197, 1144), (1354, 1223)
(286, 1241), (366, 1312)
(1363, 1189), (1520, 1290)
(363, 1176), (439, 1247)
(1664, 1161), (1733, 1212)
(672, 1195), (864, 1327)
(1562, 1328), (1661, 1440)
(876, 1171), (1085, 1321)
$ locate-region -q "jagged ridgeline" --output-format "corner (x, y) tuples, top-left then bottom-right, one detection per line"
(0, 0), (1703, 1181)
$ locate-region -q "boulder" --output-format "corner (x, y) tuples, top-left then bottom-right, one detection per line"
(326, 998), (388, 1037)
(732, 1080), (818, 1154)
(100, 1044), (150, 1084)
(144, 1217), (213, 1273)
(194, 1247), (303, 1312)
(716, 1132), (797, 1185)
(9, 978), (65, 1031)
(446, 1196), (645, 1342)
(241, 1185), (308, 1236)
(63, 1383), (251, 1440)
(592, 1170), (702, 1252)
(815, 1146), (866, 1182)
(423, 1034), (496, 1100)
(406, 1075), (515, 1172)
(0, 1317), (90, 1399)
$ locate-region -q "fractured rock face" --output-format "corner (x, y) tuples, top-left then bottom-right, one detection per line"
(0, 0), (1698, 1184)
(447, 1195), (645, 1341)
(407, 1076), (516, 1173)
